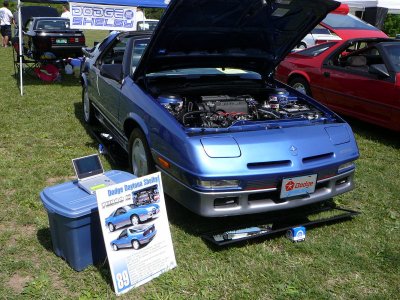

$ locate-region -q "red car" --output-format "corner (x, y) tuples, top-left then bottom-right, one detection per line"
(276, 36), (400, 131)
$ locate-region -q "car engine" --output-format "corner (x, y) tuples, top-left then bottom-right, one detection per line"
(157, 88), (325, 128)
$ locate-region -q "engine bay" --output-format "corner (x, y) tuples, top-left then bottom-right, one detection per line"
(157, 88), (328, 129)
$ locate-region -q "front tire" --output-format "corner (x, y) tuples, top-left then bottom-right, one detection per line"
(289, 77), (312, 96)
(112, 244), (118, 251)
(108, 223), (116, 232)
(128, 129), (154, 177)
(82, 86), (95, 124)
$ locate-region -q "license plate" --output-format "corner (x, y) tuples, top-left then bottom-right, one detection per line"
(280, 174), (317, 199)
(56, 38), (67, 44)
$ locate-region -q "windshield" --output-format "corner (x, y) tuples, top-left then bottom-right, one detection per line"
(35, 19), (70, 30)
(322, 13), (377, 30)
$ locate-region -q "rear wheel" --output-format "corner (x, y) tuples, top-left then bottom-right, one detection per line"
(131, 214), (139, 226)
(296, 42), (307, 50)
(128, 129), (154, 177)
(82, 86), (95, 124)
(132, 240), (140, 250)
(289, 77), (312, 96)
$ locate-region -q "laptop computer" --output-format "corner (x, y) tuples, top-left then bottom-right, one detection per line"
(72, 154), (115, 194)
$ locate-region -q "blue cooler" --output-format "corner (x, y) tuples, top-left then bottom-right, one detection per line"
(40, 170), (135, 271)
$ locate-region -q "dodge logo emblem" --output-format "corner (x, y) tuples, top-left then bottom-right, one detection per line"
(285, 180), (295, 191)
(289, 145), (298, 156)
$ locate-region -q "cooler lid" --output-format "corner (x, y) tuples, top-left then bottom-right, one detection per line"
(40, 170), (135, 218)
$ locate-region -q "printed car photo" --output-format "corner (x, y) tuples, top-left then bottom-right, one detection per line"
(276, 38), (400, 131)
(105, 204), (160, 232)
(81, 0), (359, 217)
(110, 224), (157, 250)
(133, 185), (160, 205)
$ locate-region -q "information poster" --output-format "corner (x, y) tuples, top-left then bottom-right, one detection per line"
(69, 2), (137, 31)
(96, 172), (177, 296)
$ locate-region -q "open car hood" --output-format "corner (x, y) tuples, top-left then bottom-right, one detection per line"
(134, 0), (340, 82)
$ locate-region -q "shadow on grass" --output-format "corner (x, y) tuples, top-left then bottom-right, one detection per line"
(165, 196), (355, 250)
(345, 116), (400, 149)
(73, 102), (129, 170)
(37, 227), (54, 252)
(12, 72), (81, 88)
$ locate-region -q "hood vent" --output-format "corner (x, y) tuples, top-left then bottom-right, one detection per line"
(247, 160), (291, 169)
(303, 152), (333, 164)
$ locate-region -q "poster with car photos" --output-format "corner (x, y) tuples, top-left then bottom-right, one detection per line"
(96, 172), (177, 296)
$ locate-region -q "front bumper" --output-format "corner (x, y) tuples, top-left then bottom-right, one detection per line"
(160, 168), (355, 217)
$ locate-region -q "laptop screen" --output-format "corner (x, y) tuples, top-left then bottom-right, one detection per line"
(72, 154), (104, 180)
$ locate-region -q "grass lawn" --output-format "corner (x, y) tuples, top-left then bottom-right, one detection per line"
(0, 31), (399, 299)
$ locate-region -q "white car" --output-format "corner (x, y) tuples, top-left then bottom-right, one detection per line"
(136, 19), (159, 31)
(295, 24), (341, 49)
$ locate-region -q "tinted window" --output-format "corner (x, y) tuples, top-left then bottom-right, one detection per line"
(322, 14), (377, 30)
(382, 44), (400, 72)
(97, 36), (129, 67)
(35, 19), (70, 30)
(296, 42), (336, 57)
(137, 21), (158, 31)
(131, 38), (150, 74)
(311, 25), (331, 35)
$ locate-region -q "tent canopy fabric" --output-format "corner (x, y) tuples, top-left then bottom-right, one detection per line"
(341, 0), (400, 12)
(378, 0), (400, 13)
(20, 0), (169, 8)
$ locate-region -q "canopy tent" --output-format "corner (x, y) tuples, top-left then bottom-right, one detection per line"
(340, 0), (400, 13)
(17, 0), (168, 95)
(340, 0), (378, 9)
(378, 0), (400, 14)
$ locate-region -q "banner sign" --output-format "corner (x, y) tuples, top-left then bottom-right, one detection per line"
(70, 2), (139, 31)
(96, 172), (177, 296)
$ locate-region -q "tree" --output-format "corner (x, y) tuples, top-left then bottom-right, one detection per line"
(383, 14), (400, 37)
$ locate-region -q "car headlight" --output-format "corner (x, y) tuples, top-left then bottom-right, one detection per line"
(338, 161), (355, 173)
(196, 180), (240, 190)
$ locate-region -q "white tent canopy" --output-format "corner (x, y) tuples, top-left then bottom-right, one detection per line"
(340, 0), (378, 9)
(340, 0), (400, 13)
(378, 0), (400, 13)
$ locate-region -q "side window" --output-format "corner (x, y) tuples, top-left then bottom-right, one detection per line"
(328, 43), (385, 75)
(131, 38), (149, 75)
(25, 20), (33, 31)
(296, 42), (336, 57)
(96, 37), (128, 68)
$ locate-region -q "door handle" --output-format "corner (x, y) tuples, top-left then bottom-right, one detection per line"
(323, 72), (330, 78)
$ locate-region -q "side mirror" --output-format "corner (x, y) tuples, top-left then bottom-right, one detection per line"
(369, 64), (389, 79)
(100, 64), (123, 82)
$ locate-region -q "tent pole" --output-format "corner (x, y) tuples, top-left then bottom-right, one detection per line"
(18, 0), (23, 96)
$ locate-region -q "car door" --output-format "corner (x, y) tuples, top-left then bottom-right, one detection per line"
(94, 36), (130, 125)
(117, 229), (130, 248)
(320, 43), (397, 128)
(117, 37), (150, 125)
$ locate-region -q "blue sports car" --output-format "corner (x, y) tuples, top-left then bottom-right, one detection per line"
(81, 0), (359, 217)
(105, 204), (160, 232)
(110, 224), (157, 251)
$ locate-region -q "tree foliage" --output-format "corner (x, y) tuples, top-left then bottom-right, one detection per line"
(383, 14), (400, 37)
